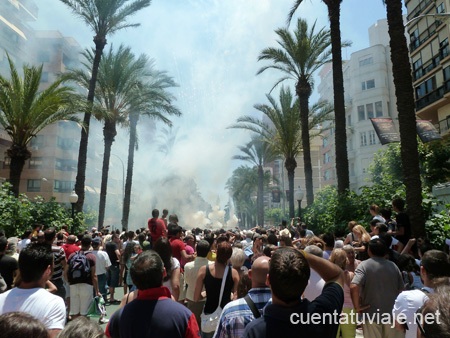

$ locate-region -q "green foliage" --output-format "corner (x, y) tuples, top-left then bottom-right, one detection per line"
(425, 205), (450, 250)
(369, 143), (404, 187)
(370, 140), (450, 190)
(0, 183), (90, 237)
(420, 137), (450, 189)
(264, 207), (289, 226)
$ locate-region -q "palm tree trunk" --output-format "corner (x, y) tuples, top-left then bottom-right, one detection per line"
(297, 80), (314, 206)
(74, 36), (107, 212)
(257, 165), (264, 226)
(122, 112), (139, 230)
(385, 0), (425, 237)
(98, 119), (117, 229)
(285, 157), (297, 218)
(7, 145), (31, 197)
(327, 0), (349, 194)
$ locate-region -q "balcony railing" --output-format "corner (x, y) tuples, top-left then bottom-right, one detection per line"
(415, 79), (450, 110)
(436, 116), (450, 134)
(410, 22), (440, 52)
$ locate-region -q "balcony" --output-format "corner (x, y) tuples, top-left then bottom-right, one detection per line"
(410, 22), (440, 53)
(415, 79), (450, 110)
(407, 0), (434, 21)
(436, 116), (450, 135)
(413, 48), (449, 81)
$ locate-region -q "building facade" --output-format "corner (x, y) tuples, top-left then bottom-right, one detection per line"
(318, 19), (399, 191)
(406, 0), (450, 137)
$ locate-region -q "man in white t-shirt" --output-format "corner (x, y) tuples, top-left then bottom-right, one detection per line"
(0, 243), (66, 338)
(393, 250), (450, 338)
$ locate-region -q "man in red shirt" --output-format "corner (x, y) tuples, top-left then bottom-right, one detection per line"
(62, 235), (79, 260)
(167, 223), (195, 269)
(148, 209), (167, 245)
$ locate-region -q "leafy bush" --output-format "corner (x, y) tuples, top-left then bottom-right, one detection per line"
(0, 183), (89, 237)
(264, 207), (289, 226)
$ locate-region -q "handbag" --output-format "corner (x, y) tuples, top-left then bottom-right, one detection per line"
(86, 296), (106, 318)
(200, 265), (229, 333)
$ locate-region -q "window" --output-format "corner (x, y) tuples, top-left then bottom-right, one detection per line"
(411, 29), (419, 49)
(29, 157), (43, 169)
(55, 158), (77, 171)
(324, 152), (331, 164)
(3, 157), (10, 169)
(57, 137), (74, 150)
(444, 66), (450, 81)
(27, 179), (41, 192)
(358, 105), (365, 121)
(375, 101), (383, 117)
(359, 57), (373, 67)
(54, 180), (74, 193)
(324, 169), (332, 181)
(347, 114), (352, 126)
(413, 59), (423, 79)
(362, 79), (375, 90)
(323, 137), (329, 147)
(366, 103), (374, 119)
(440, 38), (449, 59)
(415, 77), (436, 98)
(40, 72), (49, 83)
(437, 2), (445, 14)
(369, 130), (377, 145)
(350, 162), (355, 177)
(360, 132), (367, 147)
(30, 135), (44, 149)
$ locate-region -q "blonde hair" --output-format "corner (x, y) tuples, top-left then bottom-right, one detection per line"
(329, 248), (348, 270)
(352, 225), (370, 242)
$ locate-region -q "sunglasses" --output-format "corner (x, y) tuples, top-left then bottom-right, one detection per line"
(415, 306), (426, 337)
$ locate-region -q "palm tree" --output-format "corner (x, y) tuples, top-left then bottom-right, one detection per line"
(382, 0), (425, 237)
(0, 54), (79, 197)
(257, 18), (332, 206)
(230, 86), (302, 218)
(226, 165), (259, 228)
(60, 0), (151, 212)
(288, 0), (350, 195)
(232, 135), (279, 226)
(122, 73), (181, 230)
(67, 45), (180, 230)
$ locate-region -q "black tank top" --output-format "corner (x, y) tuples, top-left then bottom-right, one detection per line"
(203, 264), (233, 314)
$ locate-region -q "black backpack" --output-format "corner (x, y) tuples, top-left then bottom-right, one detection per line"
(68, 250), (91, 283)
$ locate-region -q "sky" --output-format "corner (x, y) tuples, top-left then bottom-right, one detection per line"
(31, 0), (390, 228)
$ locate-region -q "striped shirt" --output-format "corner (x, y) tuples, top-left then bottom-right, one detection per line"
(50, 245), (66, 281)
(214, 288), (272, 338)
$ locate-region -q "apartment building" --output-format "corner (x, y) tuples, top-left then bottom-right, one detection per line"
(0, 1), (119, 211)
(406, 0), (450, 136)
(318, 19), (399, 191)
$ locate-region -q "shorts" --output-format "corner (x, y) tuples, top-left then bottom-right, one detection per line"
(69, 283), (93, 315)
(107, 265), (120, 288)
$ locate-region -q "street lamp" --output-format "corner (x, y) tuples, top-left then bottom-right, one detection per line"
(69, 190), (78, 234)
(295, 187), (304, 220)
(405, 13), (450, 27)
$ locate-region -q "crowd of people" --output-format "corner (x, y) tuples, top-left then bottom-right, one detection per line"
(0, 200), (449, 338)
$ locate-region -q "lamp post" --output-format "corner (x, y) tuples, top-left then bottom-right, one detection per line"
(69, 190), (78, 234)
(295, 187), (304, 220)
